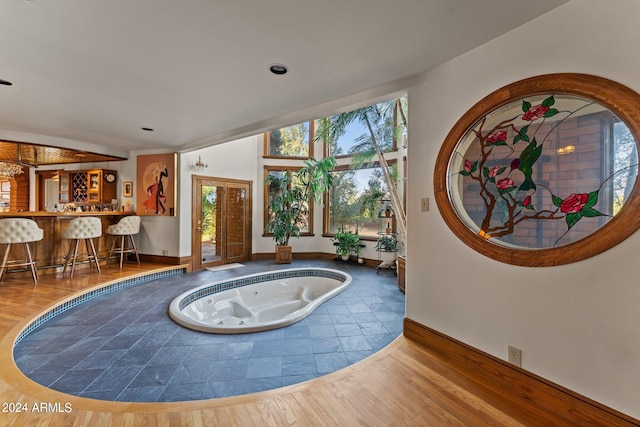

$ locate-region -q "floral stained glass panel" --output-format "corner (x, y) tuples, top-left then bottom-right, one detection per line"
(448, 94), (638, 249)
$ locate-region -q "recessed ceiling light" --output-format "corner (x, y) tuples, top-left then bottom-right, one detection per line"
(0, 79), (13, 86)
(269, 64), (288, 75)
(142, 127), (154, 131)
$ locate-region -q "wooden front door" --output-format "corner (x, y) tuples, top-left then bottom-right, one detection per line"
(192, 176), (252, 270)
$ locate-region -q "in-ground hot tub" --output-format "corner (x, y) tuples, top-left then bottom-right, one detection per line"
(168, 268), (352, 333)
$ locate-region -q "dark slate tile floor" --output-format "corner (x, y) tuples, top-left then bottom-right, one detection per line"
(13, 259), (404, 402)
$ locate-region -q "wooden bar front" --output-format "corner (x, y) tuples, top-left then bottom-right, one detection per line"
(0, 211), (134, 272)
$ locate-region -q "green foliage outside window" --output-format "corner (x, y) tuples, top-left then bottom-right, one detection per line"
(329, 164), (398, 237)
(269, 122), (310, 157)
(201, 186), (217, 243)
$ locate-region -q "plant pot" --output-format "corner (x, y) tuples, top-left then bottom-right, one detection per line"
(275, 245), (292, 264)
(341, 254), (350, 261)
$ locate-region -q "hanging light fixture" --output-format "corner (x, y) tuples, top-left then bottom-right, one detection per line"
(0, 143), (33, 178)
(0, 162), (24, 178)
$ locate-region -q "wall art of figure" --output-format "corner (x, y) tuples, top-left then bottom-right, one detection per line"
(136, 153), (177, 216)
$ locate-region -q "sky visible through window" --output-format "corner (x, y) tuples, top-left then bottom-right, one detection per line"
(333, 121), (367, 155)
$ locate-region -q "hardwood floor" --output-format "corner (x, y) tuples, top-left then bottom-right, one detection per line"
(0, 263), (637, 426)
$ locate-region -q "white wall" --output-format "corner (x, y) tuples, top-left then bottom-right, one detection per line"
(406, 0), (640, 418)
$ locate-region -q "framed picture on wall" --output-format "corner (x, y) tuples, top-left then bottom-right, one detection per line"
(136, 153), (177, 216)
(123, 181), (133, 197)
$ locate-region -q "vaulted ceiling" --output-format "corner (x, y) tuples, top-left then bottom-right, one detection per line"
(0, 0), (567, 161)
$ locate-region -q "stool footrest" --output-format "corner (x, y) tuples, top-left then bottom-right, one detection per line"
(3, 259), (39, 267)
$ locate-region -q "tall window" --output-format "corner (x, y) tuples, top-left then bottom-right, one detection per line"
(320, 97), (405, 238)
(264, 121), (314, 158)
(262, 97), (407, 242)
(263, 167), (313, 235)
(325, 162), (396, 238)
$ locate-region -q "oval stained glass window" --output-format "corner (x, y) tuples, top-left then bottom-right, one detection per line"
(434, 74), (640, 266)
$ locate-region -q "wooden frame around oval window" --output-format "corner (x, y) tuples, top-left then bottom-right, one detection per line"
(434, 73), (640, 267)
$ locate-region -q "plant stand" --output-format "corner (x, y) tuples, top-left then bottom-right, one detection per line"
(376, 231), (398, 274)
(333, 242), (366, 264)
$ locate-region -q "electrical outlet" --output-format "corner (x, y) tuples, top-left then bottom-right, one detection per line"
(162, 249), (169, 256)
(508, 345), (522, 367)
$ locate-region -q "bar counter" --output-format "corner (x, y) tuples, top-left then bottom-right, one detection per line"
(0, 211), (135, 271)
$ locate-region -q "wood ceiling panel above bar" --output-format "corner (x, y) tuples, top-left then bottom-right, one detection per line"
(0, 140), (126, 166)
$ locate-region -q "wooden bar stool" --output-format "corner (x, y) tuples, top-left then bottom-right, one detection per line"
(61, 217), (103, 278)
(106, 215), (141, 269)
(0, 218), (44, 283)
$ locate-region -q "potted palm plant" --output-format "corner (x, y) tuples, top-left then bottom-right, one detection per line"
(265, 157), (336, 263)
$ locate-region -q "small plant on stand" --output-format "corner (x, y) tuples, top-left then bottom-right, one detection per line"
(375, 235), (399, 252)
(332, 226), (361, 261)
